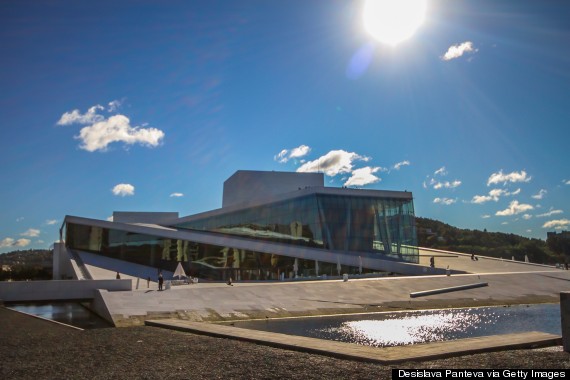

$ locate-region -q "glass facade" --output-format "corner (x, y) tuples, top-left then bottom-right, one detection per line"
(64, 191), (418, 282)
(177, 193), (418, 262)
(65, 222), (380, 281)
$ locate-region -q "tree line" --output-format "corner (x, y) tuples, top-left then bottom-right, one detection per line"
(0, 249), (52, 281)
(416, 217), (567, 265)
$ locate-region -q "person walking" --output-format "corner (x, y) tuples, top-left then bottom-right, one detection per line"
(158, 272), (164, 291)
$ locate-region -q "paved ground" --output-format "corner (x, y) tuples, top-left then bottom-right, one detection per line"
(101, 270), (570, 326)
(7, 248), (570, 371)
(418, 248), (556, 274)
(3, 306), (569, 380)
(79, 248), (570, 326)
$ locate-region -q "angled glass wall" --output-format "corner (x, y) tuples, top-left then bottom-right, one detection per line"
(64, 222), (380, 282)
(176, 193), (418, 263)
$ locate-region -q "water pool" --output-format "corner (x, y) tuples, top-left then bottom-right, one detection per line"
(7, 302), (111, 329)
(231, 303), (560, 347)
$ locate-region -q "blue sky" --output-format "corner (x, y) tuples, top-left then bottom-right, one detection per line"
(1, 0), (569, 253)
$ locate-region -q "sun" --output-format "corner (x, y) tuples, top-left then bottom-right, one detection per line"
(363, 0), (427, 46)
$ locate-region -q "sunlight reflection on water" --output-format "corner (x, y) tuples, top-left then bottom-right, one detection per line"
(235, 304), (560, 347)
(333, 311), (485, 346)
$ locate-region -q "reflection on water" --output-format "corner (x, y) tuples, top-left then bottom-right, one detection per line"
(336, 311), (484, 346)
(8, 302), (111, 329)
(234, 304), (560, 347)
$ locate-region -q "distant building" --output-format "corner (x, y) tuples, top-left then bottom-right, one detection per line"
(57, 170), (418, 281)
(547, 231), (570, 240)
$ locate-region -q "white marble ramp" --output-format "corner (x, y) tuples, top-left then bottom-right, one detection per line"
(99, 269), (570, 326)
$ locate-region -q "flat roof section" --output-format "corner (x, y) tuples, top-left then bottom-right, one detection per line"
(112, 212), (179, 224)
(222, 170), (324, 208)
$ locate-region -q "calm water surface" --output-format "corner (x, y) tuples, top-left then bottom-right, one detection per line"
(8, 302), (111, 329)
(233, 304), (560, 347)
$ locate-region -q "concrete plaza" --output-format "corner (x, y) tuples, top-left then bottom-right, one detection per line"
(85, 248), (570, 327)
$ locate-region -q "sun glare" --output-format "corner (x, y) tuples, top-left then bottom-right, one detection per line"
(363, 0), (427, 46)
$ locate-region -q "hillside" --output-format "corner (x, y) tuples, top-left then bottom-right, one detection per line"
(416, 217), (556, 264)
(0, 249), (52, 281)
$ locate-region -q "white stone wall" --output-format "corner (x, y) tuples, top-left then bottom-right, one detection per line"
(0, 279), (131, 302)
(223, 170), (324, 208)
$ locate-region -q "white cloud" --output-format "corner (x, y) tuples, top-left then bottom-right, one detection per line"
(442, 41), (478, 61)
(297, 150), (367, 176)
(536, 208), (563, 218)
(107, 99), (123, 112)
(58, 103), (164, 152)
(501, 222), (509, 225)
(433, 197), (456, 205)
(434, 167), (447, 176)
(424, 168), (460, 191)
(344, 167), (381, 187)
(274, 149), (288, 163)
(0, 238), (14, 248)
(471, 188), (520, 204)
(46, 219), (58, 225)
(290, 145), (311, 159)
(522, 214), (533, 220)
(433, 180), (462, 190)
(490, 189), (508, 198)
(542, 219), (570, 230)
(16, 217), (24, 222)
(393, 160), (410, 170)
(170, 193), (184, 198)
(75, 115), (164, 152)
(112, 183), (135, 197)
(20, 228), (40, 237)
(57, 105), (105, 125)
(532, 189), (547, 200)
(564, 179), (570, 185)
(481, 214), (491, 219)
(15, 238), (30, 247)
(471, 195), (493, 204)
(274, 145), (311, 163)
(106, 216), (114, 222)
(445, 181), (456, 189)
(495, 200), (534, 216)
(487, 170), (531, 186)
(0, 238), (31, 248)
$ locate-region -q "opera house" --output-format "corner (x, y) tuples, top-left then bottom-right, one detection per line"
(56, 170), (420, 282)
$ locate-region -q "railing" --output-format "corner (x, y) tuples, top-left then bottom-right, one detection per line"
(68, 249), (92, 280)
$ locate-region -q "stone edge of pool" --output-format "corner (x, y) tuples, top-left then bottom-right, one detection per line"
(144, 318), (562, 364)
